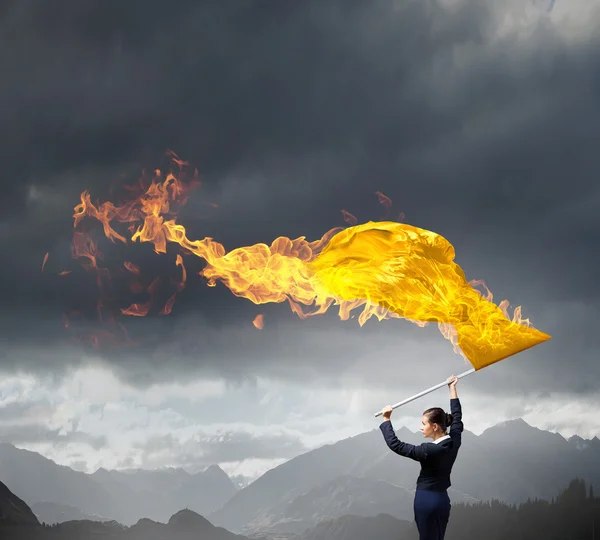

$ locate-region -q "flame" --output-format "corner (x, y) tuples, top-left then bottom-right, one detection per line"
(175, 254), (186, 291)
(41, 252), (49, 272)
(160, 293), (177, 316)
(253, 314), (265, 330)
(71, 232), (103, 270)
(71, 158), (551, 368)
(375, 191), (392, 213)
(121, 301), (152, 317)
(340, 210), (358, 226)
(124, 261), (141, 275)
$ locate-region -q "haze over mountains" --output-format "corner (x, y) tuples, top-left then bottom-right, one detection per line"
(0, 443), (237, 526)
(1, 417), (599, 536)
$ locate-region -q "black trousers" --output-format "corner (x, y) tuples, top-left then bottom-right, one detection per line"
(413, 488), (451, 540)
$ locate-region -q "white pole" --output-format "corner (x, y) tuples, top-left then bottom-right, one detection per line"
(373, 367), (475, 417)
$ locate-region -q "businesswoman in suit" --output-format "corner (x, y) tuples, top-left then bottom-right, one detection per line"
(379, 375), (463, 540)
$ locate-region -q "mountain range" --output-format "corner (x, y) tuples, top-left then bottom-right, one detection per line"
(0, 481), (249, 540)
(0, 443), (237, 525)
(1, 419), (599, 536)
(209, 419), (600, 534)
(3, 476), (597, 540)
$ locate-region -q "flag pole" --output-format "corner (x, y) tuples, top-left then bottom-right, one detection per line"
(373, 367), (475, 417)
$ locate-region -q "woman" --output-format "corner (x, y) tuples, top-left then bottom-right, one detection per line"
(379, 375), (463, 540)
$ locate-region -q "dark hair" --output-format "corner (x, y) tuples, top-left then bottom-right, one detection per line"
(423, 407), (453, 433)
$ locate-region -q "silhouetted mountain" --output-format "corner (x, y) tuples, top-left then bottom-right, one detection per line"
(0, 479), (39, 525)
(165, 508), (247, 539)
(0, 443), (237, 525)
(210, 419), (600, 534)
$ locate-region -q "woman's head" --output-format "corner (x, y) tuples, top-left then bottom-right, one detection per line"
(421, 407), (453, 439)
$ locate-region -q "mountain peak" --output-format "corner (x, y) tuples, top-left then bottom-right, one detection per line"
(569, 434), (600, 450)
(168, 508), (212, 530)
(499, 418), (530, 428)
(203, 464), (226, 477)
(484, 417), (542, 434)
(480, 417), (569, 446)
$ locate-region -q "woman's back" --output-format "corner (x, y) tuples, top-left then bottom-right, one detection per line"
(414, 397), (463, 491)
(379, 396), (463, 490)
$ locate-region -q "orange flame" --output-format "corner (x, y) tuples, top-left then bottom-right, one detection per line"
(375, 191), (392, 212)
(253, 314), (265, 330)
(160, 293), (177, 316)
(340, 210), (358, 226)
(175, 254), (186, 291)
(70, 156), (551, 368)
(121, 301), (152, 317)
(71, 232), (103, 270)
(124, 261), (141, 275)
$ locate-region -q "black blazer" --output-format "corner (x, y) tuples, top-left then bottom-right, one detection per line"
(379, 398), (463, 491)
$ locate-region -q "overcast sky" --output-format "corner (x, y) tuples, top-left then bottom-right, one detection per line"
(1, 0), (599, 480)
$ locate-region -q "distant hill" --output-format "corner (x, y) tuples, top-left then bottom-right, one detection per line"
(239, 474), (475, 533)
(91, 463), (237, 524)
(0, 443), (237, 525)
(0, 443), (117, 519)
(210, 419), (600, 534)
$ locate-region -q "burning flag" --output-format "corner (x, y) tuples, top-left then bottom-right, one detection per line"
(68, 156), (550, 371)
(307, 221), (550, 369)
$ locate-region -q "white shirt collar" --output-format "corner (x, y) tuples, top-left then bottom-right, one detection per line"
(433, 434), (451, 444)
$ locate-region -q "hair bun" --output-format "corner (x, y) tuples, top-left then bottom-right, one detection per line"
(445, 413), (453, 427)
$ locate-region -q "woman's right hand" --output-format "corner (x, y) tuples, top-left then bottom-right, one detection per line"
(447, 375), (458, 398)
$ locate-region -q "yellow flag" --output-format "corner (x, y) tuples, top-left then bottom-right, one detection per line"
(308, 221), (551, 369)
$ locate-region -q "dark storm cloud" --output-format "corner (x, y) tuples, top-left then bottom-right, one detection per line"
(0, 0), (598, 393)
